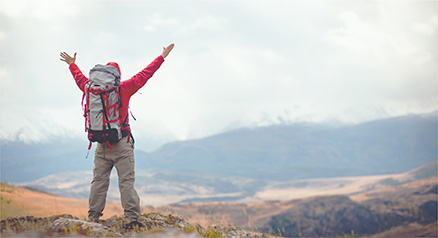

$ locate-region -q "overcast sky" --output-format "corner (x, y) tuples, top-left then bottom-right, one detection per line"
(1, 0), (436, 151)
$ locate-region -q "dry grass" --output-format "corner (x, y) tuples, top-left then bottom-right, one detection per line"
(0, 182), (123, 220)
(255, 174), (407, 201)
(1, 184), (268, 237)
(371, 222), (438, 237)
(349, 176), (438, 202)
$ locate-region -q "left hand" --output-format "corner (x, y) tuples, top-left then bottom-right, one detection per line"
(60, 52), (77, 65)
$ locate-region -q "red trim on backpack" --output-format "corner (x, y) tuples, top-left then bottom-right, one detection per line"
(115, 87), (121, 108)
(83, 83), (122, 150)
(103, 141), (112, 150)
(107, 103), (117, 117)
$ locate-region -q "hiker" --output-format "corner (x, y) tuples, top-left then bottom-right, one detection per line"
(60, 44), (174, 228)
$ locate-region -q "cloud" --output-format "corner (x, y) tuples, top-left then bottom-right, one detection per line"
(143, 13), (179, 32)
(0, 0), (79, 19)
(325, 11), (386, 53)
(175, 15), (228, 36)
(412, 15), (437, 36)
(0, 0), (436, 150)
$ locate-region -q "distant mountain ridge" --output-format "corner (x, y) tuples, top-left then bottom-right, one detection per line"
(141, 113), (437, 180)
(1, 139), (94, 182)
(1, 112), (436, 183)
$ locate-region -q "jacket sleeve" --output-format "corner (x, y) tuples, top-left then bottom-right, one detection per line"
(122, 56), (165, 96)
(69, 63), (89, 92)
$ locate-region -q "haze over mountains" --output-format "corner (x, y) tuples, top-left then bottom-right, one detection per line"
(1, 112), (436, 206)
(2, 112), (436, 182)
(141, 112), (436, 180)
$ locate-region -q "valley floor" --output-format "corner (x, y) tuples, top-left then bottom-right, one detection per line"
(1, 162), (437, 237)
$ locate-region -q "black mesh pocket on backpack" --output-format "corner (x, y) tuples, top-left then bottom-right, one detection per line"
(88, 129), (120, 144)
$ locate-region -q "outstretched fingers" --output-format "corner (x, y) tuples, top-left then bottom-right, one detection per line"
(59, 52), (76, 65)
(60, 51), (69, 58)
(60, 52), (69, 62)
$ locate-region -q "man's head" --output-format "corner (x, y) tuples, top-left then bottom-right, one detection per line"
(106, 62), (121, 77)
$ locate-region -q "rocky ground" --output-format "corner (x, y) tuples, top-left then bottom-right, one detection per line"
(1, 213), (270, 237)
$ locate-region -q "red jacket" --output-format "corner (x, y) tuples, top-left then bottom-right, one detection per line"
(69, 55), (165, 132)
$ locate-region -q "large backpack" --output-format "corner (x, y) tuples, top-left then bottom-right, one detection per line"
(83, 64), (122, 149)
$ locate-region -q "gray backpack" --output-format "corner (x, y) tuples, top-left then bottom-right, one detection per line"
(84, 64), (122, 147)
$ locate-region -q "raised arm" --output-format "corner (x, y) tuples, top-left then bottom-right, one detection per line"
(60, 52), (88, 92)
(122, 44), (174, 96)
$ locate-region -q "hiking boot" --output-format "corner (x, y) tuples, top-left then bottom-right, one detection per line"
(125, 220), (145, 230)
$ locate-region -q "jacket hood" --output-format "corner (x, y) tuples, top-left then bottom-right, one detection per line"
(106, 62), (121, 77)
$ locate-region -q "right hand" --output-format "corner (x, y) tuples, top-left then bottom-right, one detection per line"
(161, 44), (175, 59)
(60, 52), (77, 65)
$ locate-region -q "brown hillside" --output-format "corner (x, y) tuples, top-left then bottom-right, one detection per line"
(0, 182), (124, 220)
(371, 222), (437, 237)
(161, 176), (437, 236)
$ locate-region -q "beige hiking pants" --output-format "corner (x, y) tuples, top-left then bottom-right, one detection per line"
(88, 137), (140, 222)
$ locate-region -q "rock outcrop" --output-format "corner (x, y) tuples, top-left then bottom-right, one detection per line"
(1, 213), (268, 237)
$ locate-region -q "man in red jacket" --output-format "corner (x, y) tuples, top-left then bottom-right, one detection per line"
(60, 44), (174, 228)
